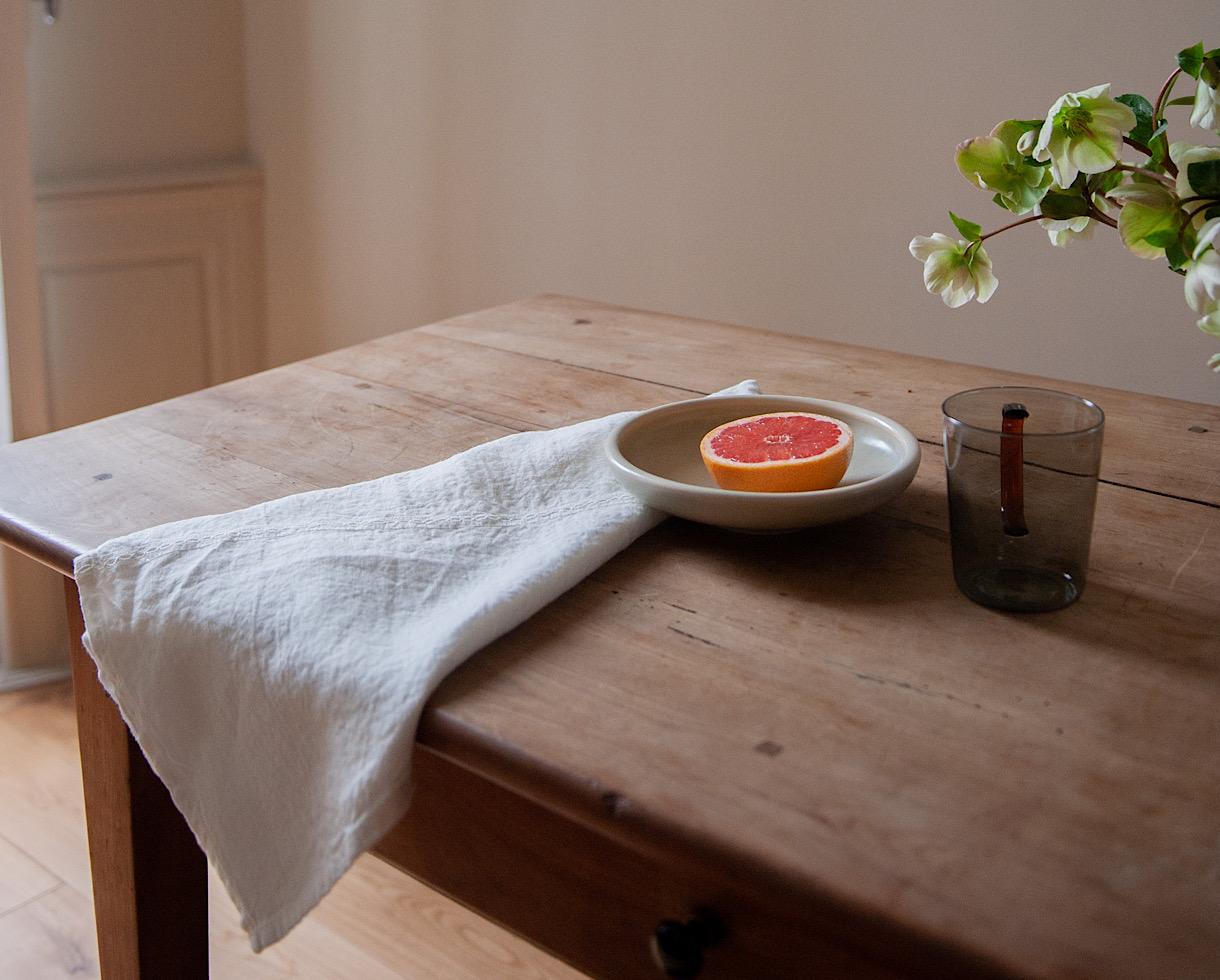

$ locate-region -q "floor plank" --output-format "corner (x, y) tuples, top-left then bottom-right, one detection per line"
(0, 834), (59, 917)
(0, 681), (583, 978)
(0, 884), (98, 979)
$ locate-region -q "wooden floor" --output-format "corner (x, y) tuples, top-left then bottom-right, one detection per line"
(0, 681), (582, 979)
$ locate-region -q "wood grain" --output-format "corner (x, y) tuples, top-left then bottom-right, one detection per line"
(424, 295), (1220, 505)
(0, 884), (99, 978)
(66, 579), (209, 978)
(0, 295), (1215, 977)
(0, 682), (583, 980)
(377, 746), (952, 979)
(0, 835), (57, 917)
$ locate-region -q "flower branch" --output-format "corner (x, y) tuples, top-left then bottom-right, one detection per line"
(910, 40), (1220, 373)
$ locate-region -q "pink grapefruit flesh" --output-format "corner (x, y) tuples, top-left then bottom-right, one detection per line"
(699, 412), (853, 492)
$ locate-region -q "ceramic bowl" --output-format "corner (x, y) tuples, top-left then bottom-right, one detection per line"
(605, 394), (921, 531)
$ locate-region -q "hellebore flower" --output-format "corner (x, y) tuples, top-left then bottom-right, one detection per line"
(1025, 84), (1137, 188)
(956, 120), (1053, 214)
(908, 233), (998, 308)
(1171, 142), (1220, 202)
(1194, 217), (1220, 259)
(1199, 309), (1220, 338)
(1190, 77), (1220, 133)
(1041, 216), (1094, 247)
(1109, 180), (1181, 260)
(1184, 248), (1220, 315)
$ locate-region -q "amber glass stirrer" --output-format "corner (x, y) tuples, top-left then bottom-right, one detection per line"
(1000, 403), (1029, 536)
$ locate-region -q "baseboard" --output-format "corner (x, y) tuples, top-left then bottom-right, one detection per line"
(0, 663), (71, 693)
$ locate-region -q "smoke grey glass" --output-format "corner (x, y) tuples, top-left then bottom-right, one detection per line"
(942, 387), (1104, 612)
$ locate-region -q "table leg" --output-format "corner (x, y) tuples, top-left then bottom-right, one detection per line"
(65, 577), (209, 978)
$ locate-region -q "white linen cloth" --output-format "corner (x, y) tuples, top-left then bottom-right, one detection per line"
(73, 379), (759, 950)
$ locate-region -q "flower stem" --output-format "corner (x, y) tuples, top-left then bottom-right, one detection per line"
(978, 213), (1045, 243)
(1153, 67), (1182, 123)
(1143, 67), (1184, 179)
(1087, 205), (1119, 229)
(1183, 199), (1217, 227)
(1114, 163), (1176, 189)
(1123, 135), (1154, 157)
(1175, 200), (1218, 255)
(1122, 135), (1177, 177)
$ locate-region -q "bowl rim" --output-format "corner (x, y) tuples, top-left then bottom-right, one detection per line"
(604, 393), (921, 500)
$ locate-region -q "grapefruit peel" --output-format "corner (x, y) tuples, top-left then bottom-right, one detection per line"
(699, 412), (853, 493)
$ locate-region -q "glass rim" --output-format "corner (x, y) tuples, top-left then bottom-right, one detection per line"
(942, 385), (1105, 438)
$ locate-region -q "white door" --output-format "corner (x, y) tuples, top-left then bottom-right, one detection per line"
(0, 0), (70, 690)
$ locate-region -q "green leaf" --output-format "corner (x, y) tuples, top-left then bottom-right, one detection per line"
(1116, 181), (1181, 258)
(1023, 155), (1052, 167)
(1165, 240), (1188, 271)
(1187, 160), (1220, 196)
(1179, 42), (1205, 79)
(1202, 59), (1220, 89)
(991, 192), (1007, 209)
(1116, 93), (1155, 145)
(949, 210), (982, 241)
(1147, 140), (1166, 170)
(1166, 96), (1197, 107)
(1144, 230), (1179, 248)
(1206, 205), (1220, 221)
(1039, 189), (1091, 220)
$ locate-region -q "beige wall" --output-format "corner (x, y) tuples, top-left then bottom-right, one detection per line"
(244, 0), (1220, 405)
(27, 0), (248, 180)
(10, 0), (250, 678)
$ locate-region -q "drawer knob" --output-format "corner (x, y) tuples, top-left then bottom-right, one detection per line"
(650, 912), (725, 978)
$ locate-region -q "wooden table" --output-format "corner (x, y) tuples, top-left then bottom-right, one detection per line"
(0, 295), (1218, 979)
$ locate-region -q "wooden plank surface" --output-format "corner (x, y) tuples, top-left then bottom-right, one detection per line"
(424, 295), (1220, 506)
(0, 295), (1217, 977)
(0, 683), (585, 980)
(65, 579), (209, 978)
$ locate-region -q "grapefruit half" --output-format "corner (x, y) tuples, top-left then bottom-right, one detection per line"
(699, 412), (853, 492)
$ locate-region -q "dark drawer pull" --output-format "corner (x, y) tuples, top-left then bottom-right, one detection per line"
(650, 911), (726, 977)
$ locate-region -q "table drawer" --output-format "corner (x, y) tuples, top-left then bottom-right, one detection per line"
(375, 748), (926, 979)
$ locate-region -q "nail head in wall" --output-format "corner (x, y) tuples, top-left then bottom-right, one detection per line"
(93, 473), (113, 482)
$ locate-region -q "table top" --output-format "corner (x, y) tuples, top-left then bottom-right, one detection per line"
(2, 295), (1218, 977)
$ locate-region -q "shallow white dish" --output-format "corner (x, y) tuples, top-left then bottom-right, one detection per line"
(605, 394), (921, 531)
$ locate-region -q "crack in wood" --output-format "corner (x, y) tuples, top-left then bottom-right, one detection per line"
(666, 626), (721, 648)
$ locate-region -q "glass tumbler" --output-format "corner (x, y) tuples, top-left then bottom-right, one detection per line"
(942, 387), (1104, 612)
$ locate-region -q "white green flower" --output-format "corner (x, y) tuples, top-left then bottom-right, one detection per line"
(1027, 84), (1137, 188)
(1190, 77), (1220, 133)
(1109, 180), (1181, 260)
(1184, 248), (1220, 315)
(1171, 142), (1220, 201)
(1199, 309), (1220, 338)
(955, 120), (1053, 214)
(1195, 217), (1220, 259)
(1041, 216), (1093, 247)
(908, 233), (998, 308)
